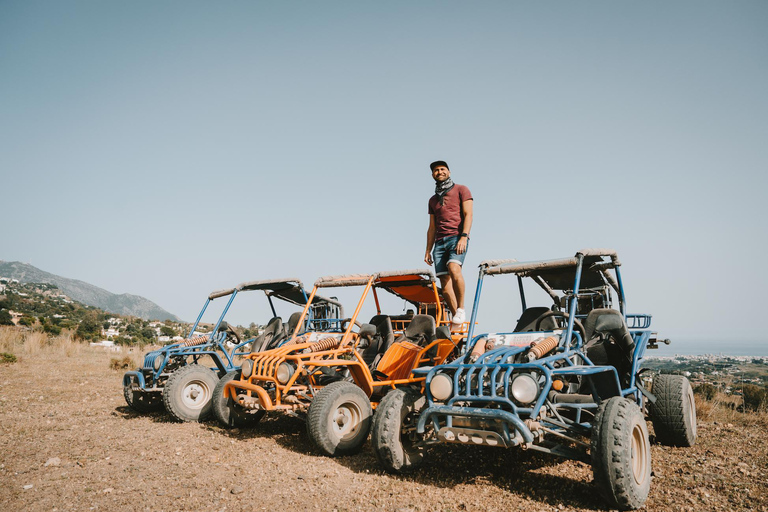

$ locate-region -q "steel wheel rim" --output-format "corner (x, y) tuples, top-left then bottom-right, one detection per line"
(631, 423), (649, 485)
(332, 401), (363, 441)
(182, 379), (211, 410)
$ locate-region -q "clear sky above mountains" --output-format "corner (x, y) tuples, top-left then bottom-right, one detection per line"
(1, 1), (766, 354)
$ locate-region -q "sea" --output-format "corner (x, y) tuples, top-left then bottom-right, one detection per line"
(650, 338), (767, 357)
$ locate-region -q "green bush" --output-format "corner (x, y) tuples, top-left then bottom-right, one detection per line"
(0, 309), (13, 326)
(742, 384), (768, 412)
(0, 352), (17, 364)
(694, 382), (718, 401)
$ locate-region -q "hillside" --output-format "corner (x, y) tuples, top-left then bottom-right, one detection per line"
(0, 261), (178, 321)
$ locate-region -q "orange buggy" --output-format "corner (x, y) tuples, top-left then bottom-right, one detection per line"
(216, 269), (468, 455)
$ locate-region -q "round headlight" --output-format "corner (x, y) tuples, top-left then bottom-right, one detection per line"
(240, 359), (253, 379)
(276, 362), (295, 385)
(153, 354), (164, 371)
(430, 373), (454, 401)
(510, 374), (539, 405)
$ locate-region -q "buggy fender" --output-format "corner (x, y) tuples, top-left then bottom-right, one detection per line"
(552, 365), (622, 399)
(122, 371), (146, 389)
(416, 405), (535, 445)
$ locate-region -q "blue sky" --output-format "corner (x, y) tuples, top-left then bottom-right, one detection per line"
(1, 1), (766, 354)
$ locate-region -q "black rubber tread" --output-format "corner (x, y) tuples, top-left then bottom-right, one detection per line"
(162, 364), (220, 422)
(212, 370), (265, 428)
(591, 397), (651, 510)
(123, 383), (163, 413)
(650, 374), (697, 447)
(306, 381), (372, 456)
(371, 388), (427, 474)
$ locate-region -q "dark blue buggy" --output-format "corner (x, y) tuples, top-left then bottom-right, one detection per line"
(122, 278), (344, 422)
(371, 249), (696, 510)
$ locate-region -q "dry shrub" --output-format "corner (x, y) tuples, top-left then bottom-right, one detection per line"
(695, 393), (768, 428)
(109, 356), (134, 370)
(0, 352), (17, 364)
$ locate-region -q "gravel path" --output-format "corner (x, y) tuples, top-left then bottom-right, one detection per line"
(1, 347), (766, 511)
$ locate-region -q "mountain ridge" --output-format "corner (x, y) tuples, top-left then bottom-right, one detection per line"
(0, 260), (178, 321)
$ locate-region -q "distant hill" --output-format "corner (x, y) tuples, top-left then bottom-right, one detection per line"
(0, 261), (179, 321)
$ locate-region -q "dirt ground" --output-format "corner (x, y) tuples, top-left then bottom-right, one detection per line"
(1, 344), (767, 512)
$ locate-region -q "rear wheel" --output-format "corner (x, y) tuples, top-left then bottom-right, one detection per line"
(123, 381), (163, 412)
(371, 388), (428, 473)
(212, 370), (265, 428)
(650, 374), (697, 447)
(591, 397), (651, 510)
(307, 381), (372, 456)
(163, 364), (219, 422)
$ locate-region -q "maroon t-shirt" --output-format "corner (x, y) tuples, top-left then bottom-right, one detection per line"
(428, 184), (473, 241)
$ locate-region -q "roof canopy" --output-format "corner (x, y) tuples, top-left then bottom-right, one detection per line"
(207, 278), (338, 307)
(314, 269), (438, 305)
(482, 249), (621, 291)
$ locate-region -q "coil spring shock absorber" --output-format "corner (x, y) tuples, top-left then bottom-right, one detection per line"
(180, 335), (209, 347)
(527, 336), (559, 361)
(309, 337), (342, 352)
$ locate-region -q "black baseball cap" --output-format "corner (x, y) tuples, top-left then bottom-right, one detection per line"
(430, 160), (449, 171)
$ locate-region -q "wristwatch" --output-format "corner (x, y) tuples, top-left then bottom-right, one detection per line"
(460, 233), (470, 240)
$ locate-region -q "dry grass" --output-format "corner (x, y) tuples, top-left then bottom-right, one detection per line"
(0, 326), (85, 359)
(695, 393), (768, 428)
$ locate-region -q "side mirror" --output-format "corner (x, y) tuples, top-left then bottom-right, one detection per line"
(218, 321), (229, 331)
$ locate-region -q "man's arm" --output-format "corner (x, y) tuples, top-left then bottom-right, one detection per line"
(425, 214), (436, 265)
(456, 199), (473, 255)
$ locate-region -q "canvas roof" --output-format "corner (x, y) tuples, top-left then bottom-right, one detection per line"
(482, 249), (621, 291)
(314, 269), (439, 305)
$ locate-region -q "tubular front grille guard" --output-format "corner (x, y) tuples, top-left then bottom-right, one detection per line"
(440, 360), (553, 415)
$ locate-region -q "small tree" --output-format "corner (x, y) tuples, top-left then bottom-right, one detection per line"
(160, 325), (176, 337)
(0, 309), (13, 326)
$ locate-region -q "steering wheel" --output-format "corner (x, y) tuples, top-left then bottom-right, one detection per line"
(225, 325), (241, 344)
(534, 311), (586, 343)
(341, 318), (362, 331)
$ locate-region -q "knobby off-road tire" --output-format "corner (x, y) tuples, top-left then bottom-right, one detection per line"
(371, 388), (427, 473)
(306, 381), (372, 456)
(650, 374), (697, 447)
(212, 370), (265, 428)
(163, 364), (219, 422)
(591, 397), (651, 510)
(123, 383), (163, 413)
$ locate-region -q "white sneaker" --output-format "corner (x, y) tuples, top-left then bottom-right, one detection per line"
(451, 308), (465, 326)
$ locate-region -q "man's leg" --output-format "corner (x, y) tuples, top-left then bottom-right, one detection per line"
(446, 262), (465, 310)
(439, 274), (457, 315)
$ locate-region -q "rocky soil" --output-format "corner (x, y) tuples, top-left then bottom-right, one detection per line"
(1, 345), (766, 512)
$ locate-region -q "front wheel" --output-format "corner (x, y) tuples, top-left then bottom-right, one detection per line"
(123, 381), (163, 413)
(591, 397), (651, 510)
(163, 364), (219, 422)
(371, 388), (428, 473)
(650, 374), (697, 447)
(212, 370), (265, 428)
(306, 381), (372, 456)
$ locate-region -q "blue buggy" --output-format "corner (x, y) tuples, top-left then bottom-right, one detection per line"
(371, 249), (696, 510)
(122, 278), (343, 422)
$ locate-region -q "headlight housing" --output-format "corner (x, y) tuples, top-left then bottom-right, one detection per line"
(510, 373), (539, 405)
(153, 354), (164, 371)
(429, 373), (453, 401)
(240, 359), (253, 379)
(276, 362), (295, 385)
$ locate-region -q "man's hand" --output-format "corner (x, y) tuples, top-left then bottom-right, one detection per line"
(456, 237), (468, 255)
(425, 251), (433, 265)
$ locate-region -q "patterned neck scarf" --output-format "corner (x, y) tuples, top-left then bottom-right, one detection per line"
(434, 177), (455, 205)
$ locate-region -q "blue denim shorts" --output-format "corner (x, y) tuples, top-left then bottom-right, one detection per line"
(433, 235), (468, 276)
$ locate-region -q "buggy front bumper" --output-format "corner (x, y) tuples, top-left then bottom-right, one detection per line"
(416, 404), (535, 447)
